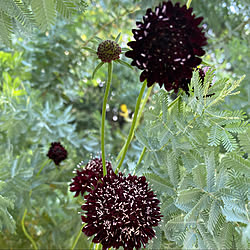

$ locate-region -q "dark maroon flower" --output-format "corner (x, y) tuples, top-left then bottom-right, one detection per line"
(125, 1), (207, 93)
(81, 173), (162, 250)
(47, 142), (67, 165)
(69, 157), (114, 197)
(97, 40), (122, 63)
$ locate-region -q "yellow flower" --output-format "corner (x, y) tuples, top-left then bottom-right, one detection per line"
(119, 104), (129, 119)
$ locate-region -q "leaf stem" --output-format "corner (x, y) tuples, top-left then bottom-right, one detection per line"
(186, 0), (192, 8)
(101, 62), (113, 176)
(36, 159), (50, 177)
(71, 223), (86, 250)
(21, 159), (50, 249)
(115, 85), (152, 164)
(133, 146), (147, 175)
(21, 209), (38, 250)
(115, 81), (147, 173)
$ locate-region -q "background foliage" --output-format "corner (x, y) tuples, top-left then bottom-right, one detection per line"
(0, 0), (249, 249)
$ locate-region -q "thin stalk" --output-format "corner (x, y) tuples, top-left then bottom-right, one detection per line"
(95, 243), (102, 250)
(115, 85), (152, 164)
(115, 81), (147, 174)
(133, 146), (147, 175)
(36, 159), (50, 177)
(71, 223), (85, 250)
(135, 86), (153, 132)
(21, 209), (38, 250)
(101, 62), (113, 176)
(21, 159), (50, 250)
(168, 94), (181, 109)
(186, 0), (192, 8)
(90, 242), (94, 249)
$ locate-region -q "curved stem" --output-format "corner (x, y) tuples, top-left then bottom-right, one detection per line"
(101, 62), (113, 177)
(133, 146), (147, 175)
(115, 85), (152, 164)
(71, 223), (86, 250)
(186, 0), (192, 8)
(21, 159), (50, 249)
(21, 209), (38, 250)
(115, 81), (147, 174)
(135, 86), (153, 133)
(36, 159), (50, 177)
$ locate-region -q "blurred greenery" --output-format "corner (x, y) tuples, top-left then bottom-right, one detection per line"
(0, 0), (249, 249)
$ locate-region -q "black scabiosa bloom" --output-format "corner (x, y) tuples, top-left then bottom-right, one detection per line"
(125, 1), (207, 93)
(69, 157), (114, 197)
(97, 40), (122, 63)
(47, 142), (67, 165)
(81, 173), (162, 250)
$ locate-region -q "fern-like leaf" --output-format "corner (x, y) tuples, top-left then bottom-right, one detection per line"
(197, 223), (218, 249)
(207, 200), (222, 235)
(159, 89), (169, 123)
(221, 129), (237, 152)
(144, 173), (175, 196)
(56, 0), (77, 19)
(183, 229), (197, 250)
(31, 0), (56, 31)
(184, 194), (210, 223)
(208, 124), (221, 147)
(204, 150), (215, 192)
(164, 214), (186, 245)
(192, 164), (207, 189)
(0, 182), (16, 233)
(0, 11), (12, 47)
(221, 152), (250, 176)
(216, 222), (234, 249)
(166, 151), (180, 188)
(239, 127), (250, 154)
(176, 188), (203, 212)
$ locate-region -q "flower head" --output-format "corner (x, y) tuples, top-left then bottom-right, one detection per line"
(47, 142), (67, 165)
(81, 173), (162, 250)
(69, 157), (114, 197)
(97, 40), (122, 63)
(125, 1), (207, 92)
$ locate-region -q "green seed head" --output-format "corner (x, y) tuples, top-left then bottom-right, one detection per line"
(97, 40), (121, 63)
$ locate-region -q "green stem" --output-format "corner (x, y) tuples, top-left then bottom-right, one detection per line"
(21, 159), (50, 250)
(133, 146), (147, 175)
(186, 0), (192, 8)
(115, 85), (152, 164)
(95, 243), (102, 250)
(135, 86), (153, 131)
(159, 92), (182, 118)
(101, 62), (113, 177)
(168, 94), (181, 109)
(21, 209), (38, 250)
(90, 242), (94, 249)
(71, 223), (85, 250)
(115, 81), (147, 174)
(36, 159), (50, 177)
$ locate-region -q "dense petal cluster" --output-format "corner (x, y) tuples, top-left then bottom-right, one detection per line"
(81, 173), (162, 250)
(97, 40), (121, 63)
(125, 1), (207, 92)
(47, 142), (67, 165)
(69, 157), (113, 197)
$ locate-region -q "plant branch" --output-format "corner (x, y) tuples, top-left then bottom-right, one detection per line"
(101, 62), (113, 176)
(71, 223), (86, 250)
(115, 85), (152, 164)
(186, 0), (192, 8)
(115, 81), (147, 173)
